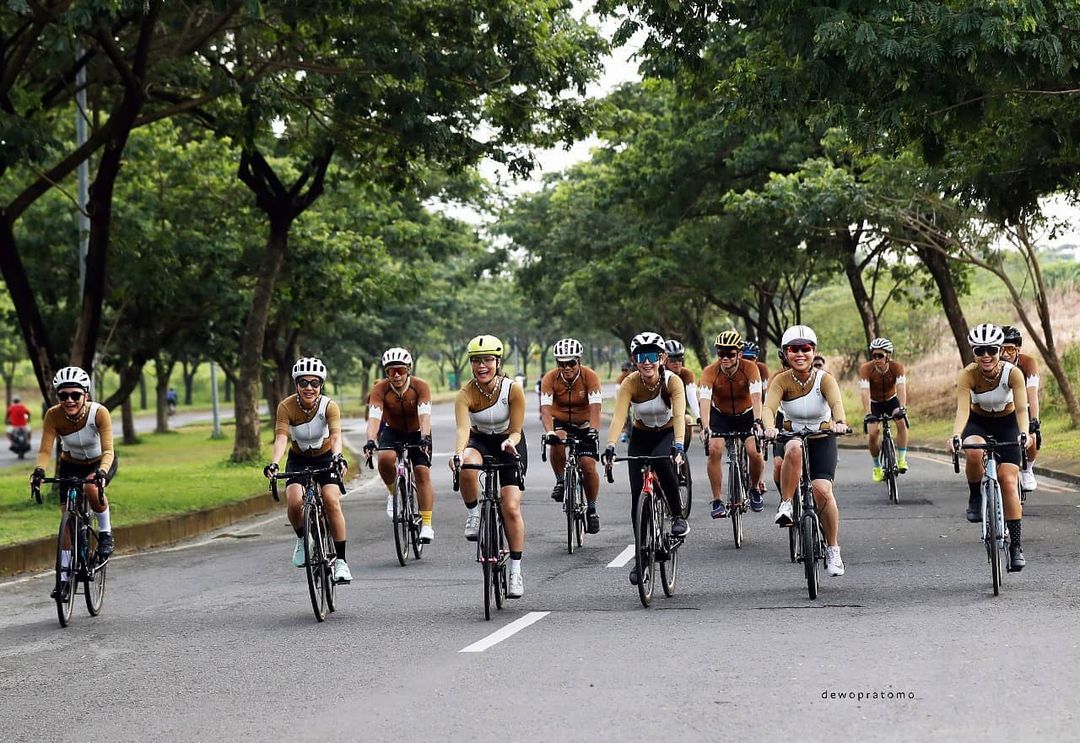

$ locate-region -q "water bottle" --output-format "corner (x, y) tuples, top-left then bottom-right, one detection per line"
(79, 524), (89, 565)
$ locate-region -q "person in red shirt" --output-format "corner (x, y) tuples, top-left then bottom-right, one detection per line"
(6, 396), (31, 447)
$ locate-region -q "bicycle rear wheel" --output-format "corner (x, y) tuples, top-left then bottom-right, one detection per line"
(54, 513), (77, 627)
(802, 513), (819, 600)
(393, 477), (410, 566)
(634, 491), (656, 607)
(83, 527), (107, 616)
(565, 467), (578, 555)
(986, 487), (1002, 596)
(303, 501), (328, 622)
(493, 512), (507, 611)
(321, 511), (336, 613)
(729, 459), (743, 549)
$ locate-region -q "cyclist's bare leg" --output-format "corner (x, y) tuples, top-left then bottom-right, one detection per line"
(321, 484), (346, 541)
(706, 436), (726, 499)
(414, 465), (434, 511)
(376, 450), (397, 490)
(867, 422), (881, 458)
(285, 482), (306, 532)
(580, 456), (600, 504)
(812, 479), (839, 546)
(780, 439), (803, 503)
(745, 435), (765, 488)
(962, 435), (987, 483)
(998, 463), (1023, 520)
(895, 417), (909, 449)
(459, 448), (482, 505)
(549, 431), (567, 476)
(499, 486), (524, 552)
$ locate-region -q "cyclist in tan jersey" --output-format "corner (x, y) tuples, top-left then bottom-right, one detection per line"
(264, 357), (350, 584)
(364, 347), (436, 543)
(449, 334), (529, 598)
(31, 367), (117, 598)
(541, 338), (603, 532)
(762, 326), (851, 578)
(698, 330), (765, 518)
(858, 337), (910, 481)
(947, 323), (1030, 570)
(1001, 325), (1040, 492)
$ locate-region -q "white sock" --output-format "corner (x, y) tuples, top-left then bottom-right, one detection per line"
(510, 558), (521, 574)
(467, 505), (479, 517)
(1024, 462), (1034, 474)
(96, 508), (111, 533)
(61, 549), (71, 579)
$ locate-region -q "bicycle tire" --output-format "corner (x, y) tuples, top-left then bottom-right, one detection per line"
(678, 460), (692, 519)
(802, 514), (819, 600)
(392, 476), (410, 566)
(574, 471), (585, 548)
(303, 501), (328, 622)
(565, 466), (577, 555)
(408, 476), (424, 559)
(729, 455), (743, 549)
(883, 435), (900, 504)
(787, 492), (802, 564)
(634, 490), (655, 607)
(493, 509), (506, 611)
(987, 486), (1001, 596)
(321, 510), (337, 613)
(480, 499), (496, 619)
(84, 526), (106, 616)
(55, 513), (77, 627)
(659, 498), (678, 597)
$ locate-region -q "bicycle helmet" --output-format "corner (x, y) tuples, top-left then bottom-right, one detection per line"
(869, 337), (894, 354)
(967, 323), (1004, 348)
(664, 339), (685, 358)
(630, 332), (665, 354)
(291, 357), (327, 381)
(741, 340), (760, 359)
(53, 366), (91, 391)
(714, 330), (743, 349)
(780, 325), (817, 348)
(467, 334), (503, 358)
(381, 347), (413, 368)
(552, 337), (584, 360)
(1001, 325), (1023, 346)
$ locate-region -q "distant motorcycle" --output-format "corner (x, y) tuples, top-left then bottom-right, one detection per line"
(9, 428), (30, 459)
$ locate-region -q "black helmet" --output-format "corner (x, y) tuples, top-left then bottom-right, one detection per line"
(1002, 325), (1022, 346)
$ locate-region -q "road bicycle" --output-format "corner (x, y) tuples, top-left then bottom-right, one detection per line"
(864, 411), (910, 504)
(952, 437), (1026, 596)
(606, 454), (684, 608)
(270, 466), (345, 622)
(541, 431), (595, 554)
(453, 456), (521, 620)
(708, 429), (759, 548)
(368, 444), (426, 566)
(771, 429), (848, 600)
(32, 475), (108, 628)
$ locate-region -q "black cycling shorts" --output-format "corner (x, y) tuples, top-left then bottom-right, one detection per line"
(378, 425), (431, 467)
(709, 408), (755, 439)
(466, 430), (528, 489)
(962, 411), (1022, 467)
(870, 396), (902, 418)
(286, 450), (343, 488)
(778, 434), (838, 482)
(553, 421), (599, 459)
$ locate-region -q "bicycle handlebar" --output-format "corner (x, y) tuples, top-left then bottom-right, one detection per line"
(366, 443), (428, 469)
(863, 412), (911, 433)
(603, 454), (676, 483)
(267, 467), (346, 500)
(951, 437), (1028, 473)
(30, 474), (106, 504)
(451, 455), (522, 492)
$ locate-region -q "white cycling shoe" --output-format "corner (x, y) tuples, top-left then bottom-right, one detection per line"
(774, 499), (794, 526)
(826, 546), (845, 577)
(419, 525), (435, 543)
(386, 494), (395, 519)
(507, 571), (524, 598)
(464, 513), (480, 541)
(291, 536), (310, 568)
(1020, 468), (1038, 493)
(332, 559), (352, 584)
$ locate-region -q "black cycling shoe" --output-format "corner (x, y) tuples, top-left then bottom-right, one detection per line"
(629, 566), (640, 585)
(965, 495), (982, 523)
(1009, 544), (1026, 572)
(672, 517), (690, 537)
(550, 481), (564, 503)
(50, 580), (70, 601)
(586, 509), (600, 534)
(97, 531), (114, 559)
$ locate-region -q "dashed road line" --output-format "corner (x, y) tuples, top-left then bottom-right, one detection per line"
(460, 611), (550, 653)
(607, 544), (635, 568)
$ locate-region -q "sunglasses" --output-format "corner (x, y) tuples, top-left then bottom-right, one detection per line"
(717, 350), (738, 359)
(470, 355), (497, 365)
(556, 359), (578, 368)
(973, 345), (1000, 358)
(57, 391), (84, 402)
(668, 356), (684, 363)
(296, 378), (323, 389)
(785, 344), (814, 354)
(386, 366), (409, 376)
(634, 352), (660, 364)
(812, 361), (825, 369)
(871, 352), (887, 360)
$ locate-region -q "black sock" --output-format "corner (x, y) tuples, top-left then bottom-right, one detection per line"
(335, 541), (346, 561)
(294, 527), (304, 538)
(510, 551), (523, 560)
(464, 500), (478, 510)
(1007, 520), (1021, 548)
(587, 503), (596, 512)
(968, 482), (981, 502)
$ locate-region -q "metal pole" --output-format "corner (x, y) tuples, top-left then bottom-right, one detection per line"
(75, 44), (90, 296)
(210, 360), (223, 439)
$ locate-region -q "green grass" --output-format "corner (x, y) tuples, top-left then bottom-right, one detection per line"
(0, 422), (280, 546)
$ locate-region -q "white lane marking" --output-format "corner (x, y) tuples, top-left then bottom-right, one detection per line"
(607, 544), (635, 568)
(0, 477), (384, 590)
(460, 611), (550, 653)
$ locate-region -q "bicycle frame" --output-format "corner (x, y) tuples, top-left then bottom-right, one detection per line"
(455, 456), (520, 619)
(542, 433), (593, 553)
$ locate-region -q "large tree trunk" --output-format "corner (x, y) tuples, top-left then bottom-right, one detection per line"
(154, 357), (175, 434)
(182, 360), (199, 405)
(837, 228), (879, 345)
(915, 244), (973, 365)
(121, 396), (139, 445)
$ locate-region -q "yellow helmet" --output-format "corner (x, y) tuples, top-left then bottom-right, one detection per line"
(714, 330), (743, 349)
(467, 334), (503, 358)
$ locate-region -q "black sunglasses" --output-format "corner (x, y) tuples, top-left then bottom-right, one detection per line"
(296, 378), (323, 389)
(717, 350), (738, 359)
(973, 345), (1000, 358)
(871, 352), (887, 360)
(58, 391), (84, 402)
(557, 359), (578, 368)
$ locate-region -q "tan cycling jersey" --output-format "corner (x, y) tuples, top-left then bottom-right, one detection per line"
(699, 358), (762, 415)
(368, 377), (431, 433)
(454, 376), (526, 451)
(857, 359), (906, 402)
(952, 363), (1029, 434)
(540, 366), (602, 426)
(762, 369), (846, 430)
(37, 403), (115, 470)
(606, 370), (686, 446)
(275, 395), (341, 456)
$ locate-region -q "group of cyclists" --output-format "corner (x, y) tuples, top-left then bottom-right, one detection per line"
(24, 317), (1041, 600)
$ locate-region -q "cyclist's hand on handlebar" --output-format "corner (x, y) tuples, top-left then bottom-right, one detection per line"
(947, 436), (961, 455)
(671, 441), (685, 467)
(763, 427), (778, 441)
(332, 452), (348, 477)
(263, 462), (278, 479)
(363, 439), (377, 457)
(1018, 432), (1028, 449)
(833, 421), (851, 435)
(30, 466), (44, 486)
(501, 438), (518, 455)
(601, 444), (615, 469)
(543, 431), (561, 446)
(420, 434), (433, 457)
(893, 406), (907, 420)
(449, 453), (462, 473)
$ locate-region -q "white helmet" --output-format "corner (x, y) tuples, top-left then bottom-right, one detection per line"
(552, 337), (583, 360)
(664, 339), (685, 357)
(869, 337), (894, 354)
(53, 366), (91, 391)
(630, 331), (666, 355)
(291, 357), (327, 381)
(780, 325), (817, 348)
(381, 347), (413, 368)
(967, 323), (1004, 348)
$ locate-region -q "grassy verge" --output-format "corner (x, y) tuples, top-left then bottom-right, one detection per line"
(0, 422), (361, 547)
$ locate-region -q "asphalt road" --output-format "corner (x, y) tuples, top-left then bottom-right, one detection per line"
(1, 393), (1078, 742)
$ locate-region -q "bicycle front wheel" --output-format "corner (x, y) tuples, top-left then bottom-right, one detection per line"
(303, 502), (328, 622)
(84, 527), (107, 616)
(54, 513), (77, 627)
(729, 460), (743, 549)
(986, 487), (1002, 596)
(802, 514), (819, 600)
(679, 460), (692, 519)
(573, 471), (585, 548)
(565, 467), (577, 555)
(883, 437), (899, 504)
(393, 477), (410, 566)
(479, 500), (496, 620)
(634, 492), (656, 607)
